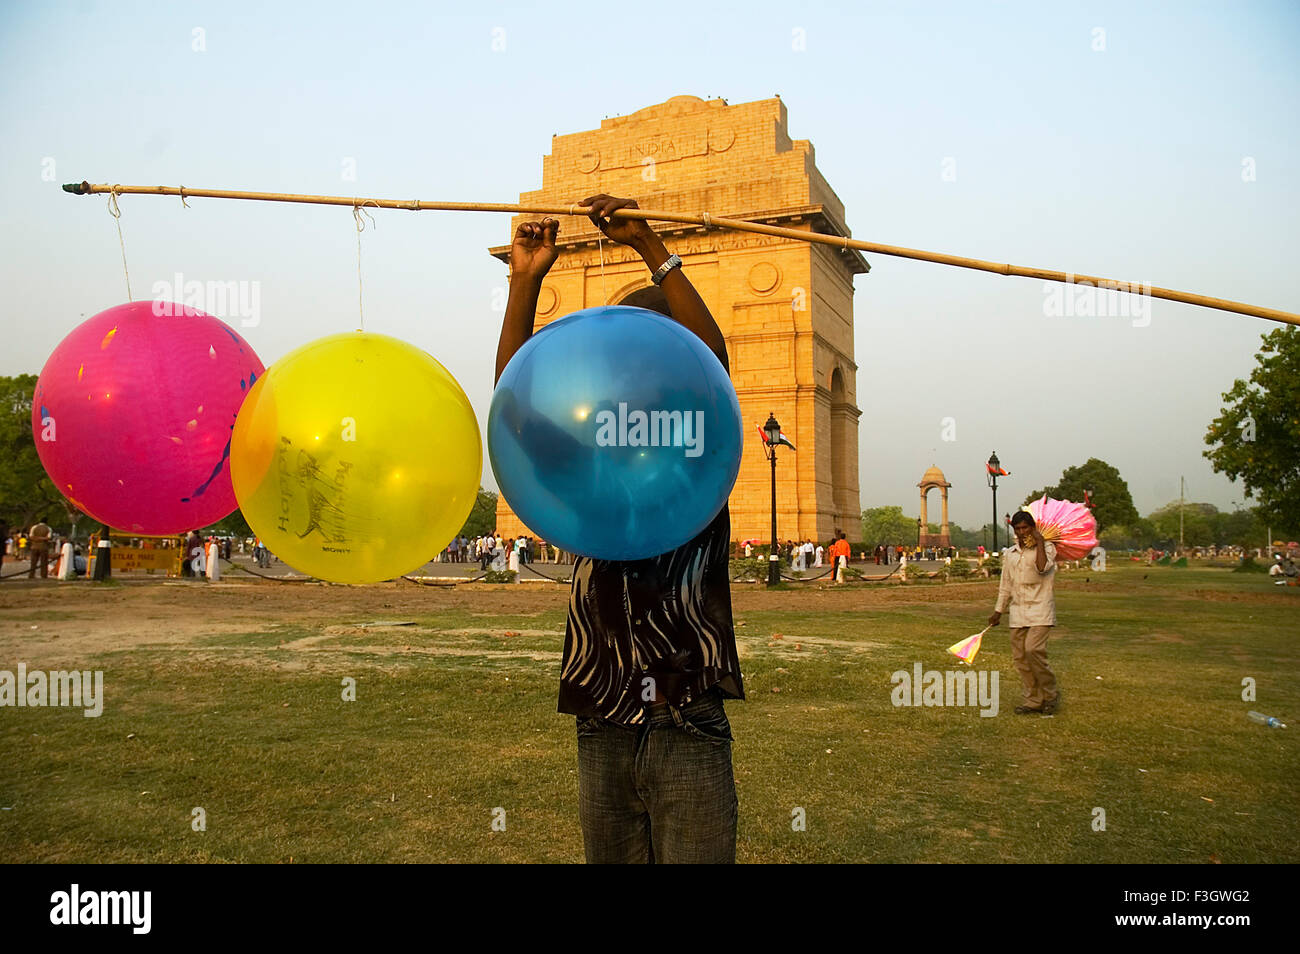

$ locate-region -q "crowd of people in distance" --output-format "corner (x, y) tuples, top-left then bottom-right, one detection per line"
(0, 520), (272, 580)
(451, 533), (575, 572)
(178, 531), (247, 576)
(869, 544), (960, 565)
(737, 539), (823, 568)
(734, 537), (962, 571)
(0, 521), (592, 580)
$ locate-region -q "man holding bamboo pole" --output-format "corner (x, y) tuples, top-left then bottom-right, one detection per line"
(495, 194), (743, 864)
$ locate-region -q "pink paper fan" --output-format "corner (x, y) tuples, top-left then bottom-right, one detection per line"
(1024, 496), (1098, 560)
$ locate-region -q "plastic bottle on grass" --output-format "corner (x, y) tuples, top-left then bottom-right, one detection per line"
(1248, 711), (1287, 728)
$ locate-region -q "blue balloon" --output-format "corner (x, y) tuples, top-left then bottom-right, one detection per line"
(488, 305), (743, 561)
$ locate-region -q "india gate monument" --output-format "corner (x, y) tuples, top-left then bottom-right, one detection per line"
(489, 95), (865, 545)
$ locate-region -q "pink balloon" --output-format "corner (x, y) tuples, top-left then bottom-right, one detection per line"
(32, 301), (265, 535)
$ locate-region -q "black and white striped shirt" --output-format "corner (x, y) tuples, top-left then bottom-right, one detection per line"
(557, 504), (744, 725)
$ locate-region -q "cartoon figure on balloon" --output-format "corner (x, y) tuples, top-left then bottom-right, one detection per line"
(273, 440), (357, 552)
(231, 333), (482, 583)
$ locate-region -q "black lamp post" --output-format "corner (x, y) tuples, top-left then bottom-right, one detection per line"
(764, 412), (782, 586)
(916, 517), (923, 548)
(987, 451), (1001, 552)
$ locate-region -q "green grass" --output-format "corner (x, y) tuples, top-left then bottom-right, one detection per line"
(1, 563), (1296, 863)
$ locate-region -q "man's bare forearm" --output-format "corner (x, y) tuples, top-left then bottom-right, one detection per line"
(496, 274), (542, 385)
(630, 232), (729, 372)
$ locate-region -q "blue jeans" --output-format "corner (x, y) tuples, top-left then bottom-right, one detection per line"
(576, 689), (738, 863)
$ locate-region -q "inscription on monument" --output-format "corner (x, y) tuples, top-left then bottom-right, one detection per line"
(573, 129), (734, 172)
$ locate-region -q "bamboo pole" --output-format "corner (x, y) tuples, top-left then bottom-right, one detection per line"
(62, 180), (1298, 326)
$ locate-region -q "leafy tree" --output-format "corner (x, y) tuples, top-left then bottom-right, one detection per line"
(1101, 518), (1158, 550)
(1204, 326), (1300, 531)
(0, 374), (70, 531)
(1021, 457), (1138, 530)
(1148, 501), (1217, 548)
(459, 487), (499, 538)
(876, 520), (996, 551)
(860, 505), (920, 547)
(1211, 507), (1266, 548)
(198, 509), (253, 538)
(924, 522), (983, 550)
(1140, 502), (1282, 549)
(1098, 524), (1136, 549)
(951, 522), (1001, 550)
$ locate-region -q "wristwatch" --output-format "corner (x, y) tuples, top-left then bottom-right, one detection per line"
(650, 253), (682, 286)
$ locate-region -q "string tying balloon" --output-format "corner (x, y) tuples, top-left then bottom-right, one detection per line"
(106, 185), (132, 301)
(352, 199), (379, 330)
(597, 233), (607, 305)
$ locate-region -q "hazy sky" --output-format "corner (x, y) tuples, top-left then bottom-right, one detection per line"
(2, 0), (1296, 530)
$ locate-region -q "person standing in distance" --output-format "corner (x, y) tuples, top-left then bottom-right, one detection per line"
(27, 518), (52, 579)
(829, 530), (852, 582)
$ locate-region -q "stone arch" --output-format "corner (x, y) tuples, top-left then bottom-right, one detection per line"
(830, 367), (847, 527)
(917, 465), (952, 548)
(617, 284), (672, 316)
(830, 366), (846, 402)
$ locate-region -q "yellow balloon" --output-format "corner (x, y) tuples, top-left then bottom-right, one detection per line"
(231, 332), (481, 584)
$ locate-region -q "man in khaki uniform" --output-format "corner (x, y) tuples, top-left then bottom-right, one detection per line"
(988, 511), (1059, 714)
(27, 518), (53, 579)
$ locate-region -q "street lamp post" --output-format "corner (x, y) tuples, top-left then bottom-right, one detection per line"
(987, 451), (1002, 552)
(764, 413), (782, 587)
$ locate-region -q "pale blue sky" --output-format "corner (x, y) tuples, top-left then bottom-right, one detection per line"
(2, 0), (1296, 530)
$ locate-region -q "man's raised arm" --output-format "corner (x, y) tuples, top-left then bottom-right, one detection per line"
(582, 194), (729, 372)
(495, 218), (560, 386)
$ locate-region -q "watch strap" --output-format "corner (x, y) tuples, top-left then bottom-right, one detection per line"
(650, 253), (682, 286)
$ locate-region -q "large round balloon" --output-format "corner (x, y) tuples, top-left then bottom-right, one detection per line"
(32, 300), (265, 534)
(230, 332), (481, 584)
(488, 305), (742, 561)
